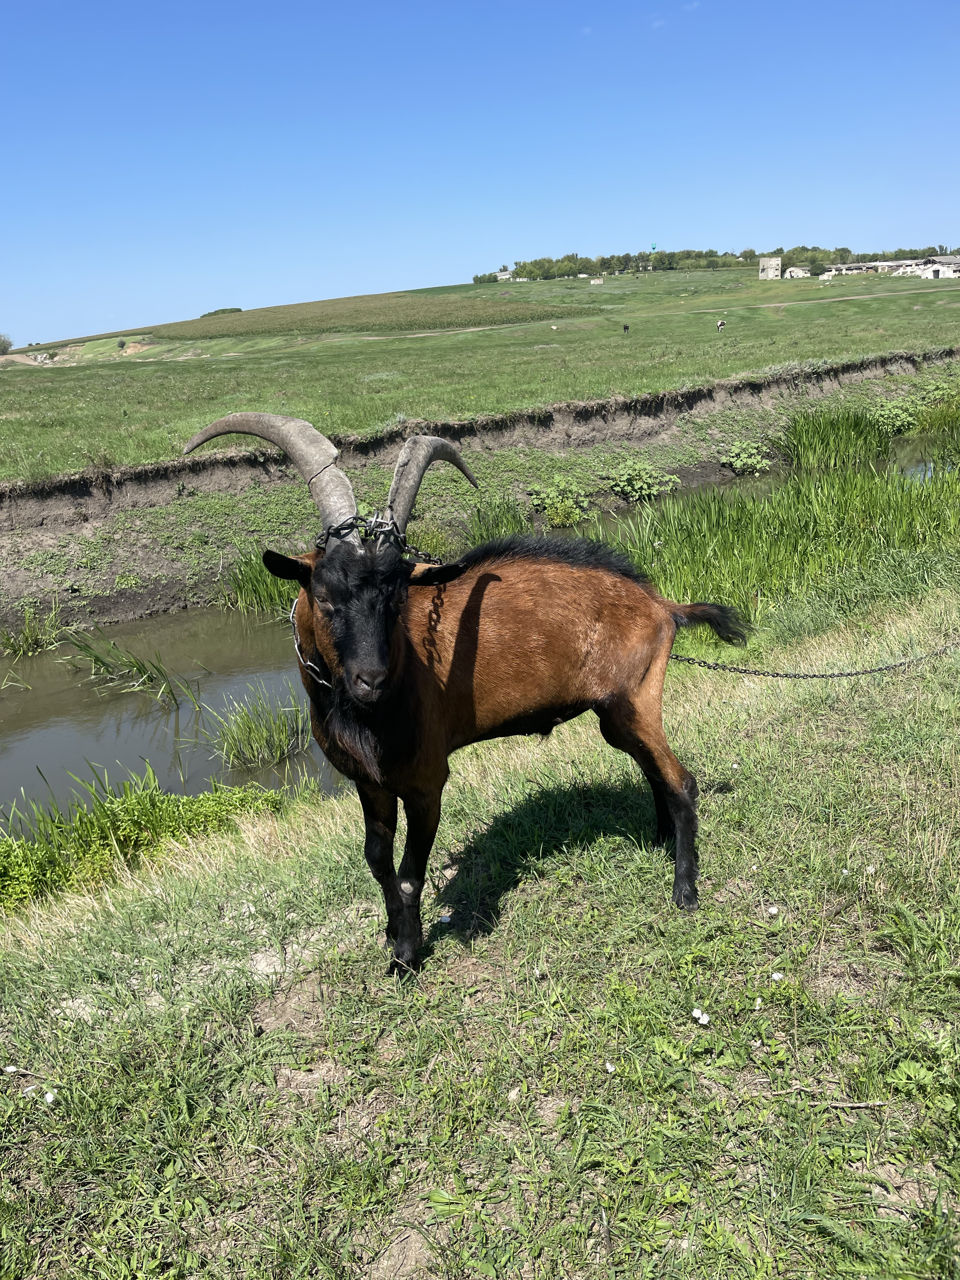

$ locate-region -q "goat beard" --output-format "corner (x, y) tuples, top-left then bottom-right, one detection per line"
(323, 684), (385, 784)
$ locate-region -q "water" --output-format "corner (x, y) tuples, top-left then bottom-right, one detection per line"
(0, 608), (341, 823)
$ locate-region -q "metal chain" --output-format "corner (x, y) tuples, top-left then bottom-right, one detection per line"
(316, 514), (444, 564)
(670, 637), (960, 680)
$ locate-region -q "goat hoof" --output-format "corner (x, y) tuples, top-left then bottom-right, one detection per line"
(387, 951), (420, 978)
(673, 885), (698, 910)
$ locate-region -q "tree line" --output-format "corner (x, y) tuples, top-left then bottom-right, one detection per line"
(474, 243), (958, 283)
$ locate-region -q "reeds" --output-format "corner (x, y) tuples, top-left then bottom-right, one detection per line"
(200, 680), (311, 768)
(222, 552), (296, 615)
(66, 632), (201, 706)
(605, 403), (960, 629)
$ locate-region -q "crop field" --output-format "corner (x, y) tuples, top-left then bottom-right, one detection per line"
(2, 269), (960, 481)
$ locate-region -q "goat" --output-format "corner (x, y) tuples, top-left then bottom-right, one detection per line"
(717, 319), (726, 332)
(623, 324), (630, 334)
(184, 414), (747, 973)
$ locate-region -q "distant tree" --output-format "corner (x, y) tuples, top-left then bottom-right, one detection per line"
(739, 247), (758, 260)
(499, 264), (509, 272)
(0, 334), (12, 355)
(473, 272), (498, 283)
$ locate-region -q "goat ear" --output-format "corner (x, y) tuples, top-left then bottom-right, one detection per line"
(408, 559), (468, 587)
(262, 549), (316, 588)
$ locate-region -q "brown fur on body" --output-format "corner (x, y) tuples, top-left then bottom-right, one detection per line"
(270, 536), (746, 973)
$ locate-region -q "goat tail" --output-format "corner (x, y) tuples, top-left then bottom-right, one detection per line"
(672, 601), (749, 646)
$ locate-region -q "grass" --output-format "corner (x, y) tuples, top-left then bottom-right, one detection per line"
(601, 400), (960, 635)
(0, 600), (66, 658)
(0, 766), (285, 910)
(0, 590), (958, 1275)
(199, 680), (312, 768)
(3, 270), (960, 481)
(222, 549), (300, 615)
(66, 631), (203, 707)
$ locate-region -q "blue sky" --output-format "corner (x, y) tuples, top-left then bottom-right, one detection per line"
(3, 0), (957, 345)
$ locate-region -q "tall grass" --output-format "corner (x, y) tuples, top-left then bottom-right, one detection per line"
(67, 631), (202, 706)
(0, 766), (284, 909)
(222, 550), (297, 615)
(781, 404), (894, 469)
(605, 403), (960, 630)
(200, 680), (311, 768)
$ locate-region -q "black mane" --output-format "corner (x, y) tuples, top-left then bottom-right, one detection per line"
(414, 534), (652, 589)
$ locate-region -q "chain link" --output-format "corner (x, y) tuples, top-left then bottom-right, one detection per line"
(317, 514), (444, 564)
(670, 637), (960, 680)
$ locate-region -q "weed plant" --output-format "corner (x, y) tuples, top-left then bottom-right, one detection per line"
(529, 477), (592, 528)
(0, 599), (65, 657)
(0, 766), (283, 909)
(718, 440), (772, 476)
(604, 456), (680, 501)
(200, 681), (311, 769)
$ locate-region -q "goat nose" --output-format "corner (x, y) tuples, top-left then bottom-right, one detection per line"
(353, 668), (387, 695)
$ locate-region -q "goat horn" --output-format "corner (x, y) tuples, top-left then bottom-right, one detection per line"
(383, 436), (478, 532)
(183, 412), (360, 541)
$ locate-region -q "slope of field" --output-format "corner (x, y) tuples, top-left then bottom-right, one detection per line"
(2, 270), (960, 482)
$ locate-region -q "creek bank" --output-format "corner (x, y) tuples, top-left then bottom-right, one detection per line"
(0, 347), (956, 631)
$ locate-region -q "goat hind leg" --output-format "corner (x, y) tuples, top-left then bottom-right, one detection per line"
(598, 701), (700, 909)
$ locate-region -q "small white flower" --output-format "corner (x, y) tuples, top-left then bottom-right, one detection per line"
(751, 1038), (762, 1049)
(3, 1065), (17, 1074)
(731, 763), (739, 770)
(751, 864), (758, 872)
(698, 1012), (710, 1026)
(692, 1007), (702, 1020)
(866, 864), (876, 875)
(605, 1061), (616, 1074)
(771, 972), (784, 983)
(754, 997), (763, 1011)
(841, 868), (850, 876)
(44, 1090), (57, 1104)
(767, 906), (779, 917)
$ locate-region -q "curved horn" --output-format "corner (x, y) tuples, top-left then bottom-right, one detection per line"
(183, 412), (359, 538)
(383, 436), (479, 532)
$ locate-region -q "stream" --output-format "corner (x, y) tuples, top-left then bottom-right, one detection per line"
(0, 607), (340, 827)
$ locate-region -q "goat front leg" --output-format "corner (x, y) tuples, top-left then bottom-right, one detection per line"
(356, 783), (405, 968)
(390, 788), (444, 974)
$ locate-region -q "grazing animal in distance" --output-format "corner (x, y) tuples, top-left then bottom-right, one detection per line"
(184, 414), (747, 974)
(623, 324), (630, 334)
(717, 319), (726, 332)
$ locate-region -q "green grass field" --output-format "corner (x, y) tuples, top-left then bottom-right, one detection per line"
(3, 269), (959, 481)
(2, 593), (958, 1276)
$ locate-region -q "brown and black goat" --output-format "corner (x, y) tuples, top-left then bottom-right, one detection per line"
(184, 413), (747, 973)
